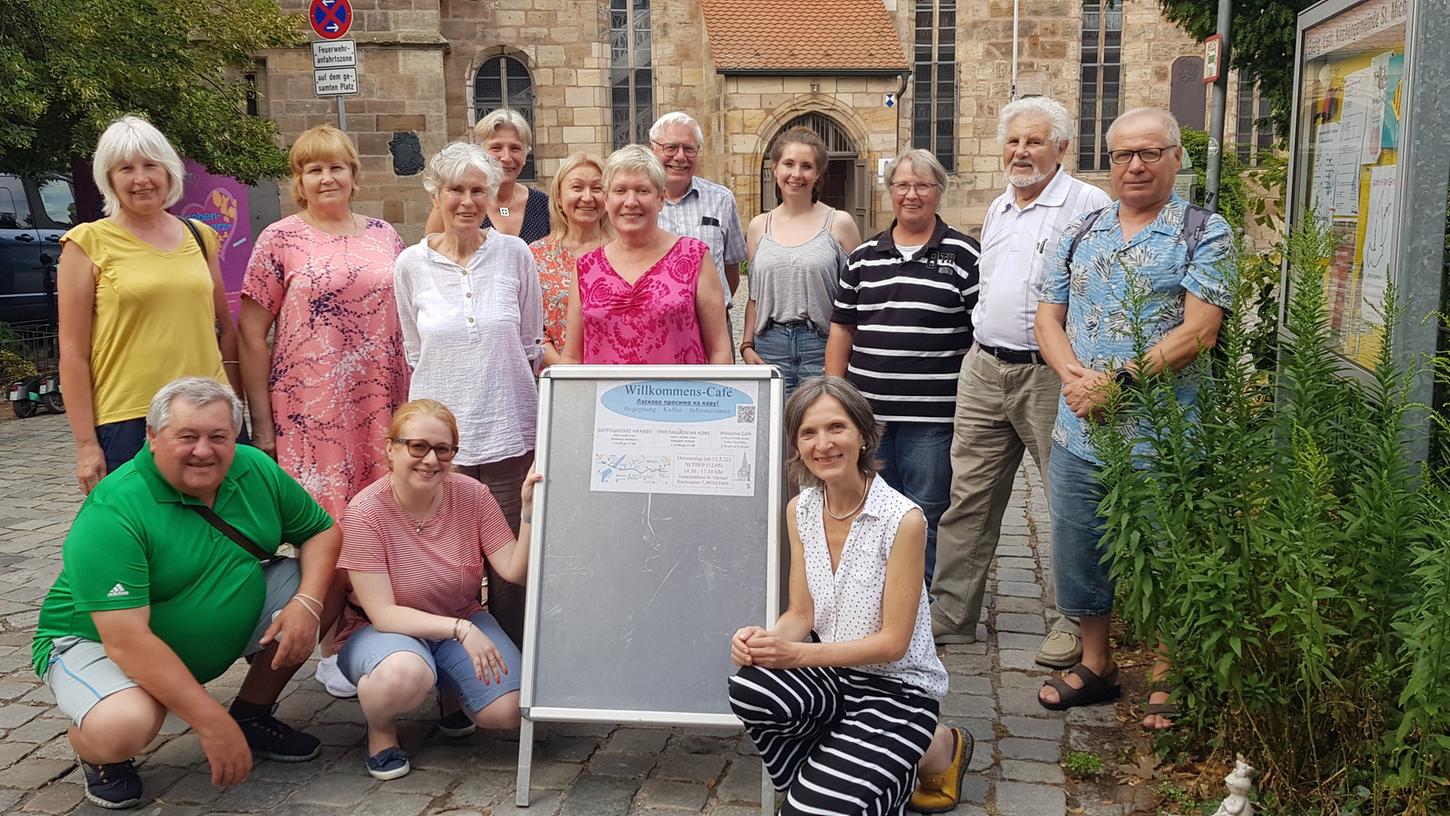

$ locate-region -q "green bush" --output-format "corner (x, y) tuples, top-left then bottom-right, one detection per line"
(1092, 220), (1450, 814)
(0, 349), (37, 384)
(1180, 129), (1247, 233)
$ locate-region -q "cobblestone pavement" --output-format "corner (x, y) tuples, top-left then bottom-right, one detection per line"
(1, 334), (1137, 816)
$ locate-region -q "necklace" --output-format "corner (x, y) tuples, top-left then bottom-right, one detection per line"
(389, 480), (436, 533)
(824, 476), (871, 521)
(499, 206), (511, 217)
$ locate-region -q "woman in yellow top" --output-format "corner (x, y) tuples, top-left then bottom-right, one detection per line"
(57, 116), (241, 493)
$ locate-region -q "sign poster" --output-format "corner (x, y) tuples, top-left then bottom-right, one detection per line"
(590, 380), (759, 497)
(169, 160), (251, 318)
(1291, 0), (1406, 369)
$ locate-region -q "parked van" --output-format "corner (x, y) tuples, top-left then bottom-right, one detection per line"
(0, 174), (76, 326)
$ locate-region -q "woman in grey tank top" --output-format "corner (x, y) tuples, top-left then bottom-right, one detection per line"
(740, 128), (862, 397)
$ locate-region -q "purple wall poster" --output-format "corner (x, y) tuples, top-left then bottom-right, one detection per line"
(169, 160), (252, 318)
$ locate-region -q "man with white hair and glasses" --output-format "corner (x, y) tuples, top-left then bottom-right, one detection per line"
(649, 111), (747, 313)
(930, 97), (1108, 672)
(31, 378), (341, 809)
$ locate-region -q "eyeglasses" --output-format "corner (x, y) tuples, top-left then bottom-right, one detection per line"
(889, 182), (939, 196)
(391, 438), (459, 461)
(650, 140), (700, 157)
(1107, 146), (1179, 166)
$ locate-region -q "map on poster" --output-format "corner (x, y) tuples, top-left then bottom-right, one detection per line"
(590, 380), (759, 496)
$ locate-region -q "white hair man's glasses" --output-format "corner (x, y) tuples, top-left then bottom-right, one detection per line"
(650, 140), (699, 157)
(1107, 146), (1179, 166)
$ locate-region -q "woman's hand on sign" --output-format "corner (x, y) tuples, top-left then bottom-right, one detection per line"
(520, 467), (542, 520)
(731, 626), (767, 666)
(461, 624), (509, 684)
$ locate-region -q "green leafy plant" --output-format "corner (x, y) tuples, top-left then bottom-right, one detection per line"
(1091, 219), (1450, 814)
(1065, 750), (1104, 778)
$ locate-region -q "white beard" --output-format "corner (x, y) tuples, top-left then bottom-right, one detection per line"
(1006, 167), (1049, 189)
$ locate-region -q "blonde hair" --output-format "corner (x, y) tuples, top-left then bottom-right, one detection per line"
(92, 115), (187, 217)
(547, 152), (610, 242)
(387, 399), (459, 446)
(474, 109), (533, 150)
(288, 126), (361, 209)
(603, 145), (667, 193)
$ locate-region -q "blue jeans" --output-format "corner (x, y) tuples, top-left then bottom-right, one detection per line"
(338, 610), (522, 715)
(876, 421), (953, 586)
(1046, 443), (1114, 617)
(753, 322), (827, 399)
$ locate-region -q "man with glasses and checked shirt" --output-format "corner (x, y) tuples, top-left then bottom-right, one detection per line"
(1032, 108), (1236, 721)
(649, 111), (747, 317)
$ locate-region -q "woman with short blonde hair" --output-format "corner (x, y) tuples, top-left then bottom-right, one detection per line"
(531, 151), (609, 367)
(57, 115), (240, 492)
(424, 109), (550, 242)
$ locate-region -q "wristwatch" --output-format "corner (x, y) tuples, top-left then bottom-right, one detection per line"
(1113, 367), (1139, 389)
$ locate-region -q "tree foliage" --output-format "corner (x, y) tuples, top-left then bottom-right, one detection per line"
(1155, 0), (1317, 136)
(0, 0), (303, 182)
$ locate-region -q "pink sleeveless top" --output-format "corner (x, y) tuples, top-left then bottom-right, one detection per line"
(576, 237), (710, 364)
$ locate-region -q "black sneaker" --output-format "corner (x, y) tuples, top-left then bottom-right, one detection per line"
(232, 711), (322, 762)
(437, 699), (476, 738)
(81, 759), (143, 809)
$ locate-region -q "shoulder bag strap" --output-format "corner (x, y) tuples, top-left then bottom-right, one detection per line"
(181, 218), (209, 263)
(184, 503), (271, 561)
(1066, 207), (1107, 266)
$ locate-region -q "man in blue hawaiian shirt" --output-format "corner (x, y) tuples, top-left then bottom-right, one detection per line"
(1032, 107), (1237, 725)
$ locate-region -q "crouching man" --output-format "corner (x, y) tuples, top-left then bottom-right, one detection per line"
(31, 377), (341, 809)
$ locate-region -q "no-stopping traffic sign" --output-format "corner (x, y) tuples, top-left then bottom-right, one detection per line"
(309, 0), (352, 40)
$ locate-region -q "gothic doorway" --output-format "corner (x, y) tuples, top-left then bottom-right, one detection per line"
(760, 113), (866, 237)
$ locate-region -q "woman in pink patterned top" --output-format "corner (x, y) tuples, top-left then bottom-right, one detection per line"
(529, 152), (608, 369)
(560, 145), (733, 365)
(239, 125), (410, 519)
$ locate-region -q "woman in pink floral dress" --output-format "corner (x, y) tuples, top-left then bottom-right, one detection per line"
(239, 125), (410, 518)
(560, 145), (733, 365)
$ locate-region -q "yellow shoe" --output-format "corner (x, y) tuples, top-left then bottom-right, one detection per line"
(909, 726), (973, 813)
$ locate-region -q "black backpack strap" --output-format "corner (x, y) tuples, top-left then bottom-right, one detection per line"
(185, 504), (272, 561)
(181, 218), (209, 263)
(1066, 207), (1107, 266)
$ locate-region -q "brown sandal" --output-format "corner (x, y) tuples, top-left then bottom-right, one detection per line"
(1038, 663), (1122, 711)
(1142, 685), (1180, 728)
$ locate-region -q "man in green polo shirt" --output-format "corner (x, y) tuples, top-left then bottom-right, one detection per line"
(32, 377), (342, 810)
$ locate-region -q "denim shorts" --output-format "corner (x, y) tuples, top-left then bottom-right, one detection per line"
(338, 610), (522, 714)
(753, 321), (827, 398)
(1046, 443), (1114, 617)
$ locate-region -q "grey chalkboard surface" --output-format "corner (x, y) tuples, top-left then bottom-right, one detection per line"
(520, 365), (783, 723)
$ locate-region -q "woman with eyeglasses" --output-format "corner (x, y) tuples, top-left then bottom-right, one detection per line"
(394, 141), (543, 648)
(332, 399), (537, 781)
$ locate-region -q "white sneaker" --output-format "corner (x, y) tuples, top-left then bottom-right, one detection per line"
(314, 654), (357, 698)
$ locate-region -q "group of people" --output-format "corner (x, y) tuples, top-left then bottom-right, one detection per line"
(33, 94), (1234, 815)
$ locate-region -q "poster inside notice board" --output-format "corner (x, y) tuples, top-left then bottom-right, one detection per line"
(1291, 0), (1407, 369)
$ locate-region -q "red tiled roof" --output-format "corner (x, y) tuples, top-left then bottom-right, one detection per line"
(699, 0), (909, 74)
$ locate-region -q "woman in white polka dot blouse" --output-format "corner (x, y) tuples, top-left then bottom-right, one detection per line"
(727, 376), (972, 815)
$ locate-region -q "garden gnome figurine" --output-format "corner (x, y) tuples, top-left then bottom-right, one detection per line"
(1212, 759), (1254, 816)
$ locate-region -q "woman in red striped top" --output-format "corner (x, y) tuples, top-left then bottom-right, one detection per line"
(332, 399), (537, 781)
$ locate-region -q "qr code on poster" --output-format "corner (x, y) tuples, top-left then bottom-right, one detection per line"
(736, 405), (756, 424)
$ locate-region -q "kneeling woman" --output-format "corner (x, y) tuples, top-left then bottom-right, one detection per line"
(334, 399), (535, 780)
(728, 376), (971, 814)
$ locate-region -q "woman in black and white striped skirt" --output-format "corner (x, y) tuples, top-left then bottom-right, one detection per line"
(728, 376), (972, 815)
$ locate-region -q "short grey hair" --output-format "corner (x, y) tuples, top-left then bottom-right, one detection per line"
(147, 377), (244, 433)
(648, 111), (704, 147)
(473, 108), (534, 150)
(997, 96), (1073, 147)
(423, 141), (503, 197)
(886, 148), (949, 190)
(1107, 107), (1182, 149)
(603, 144), (668, 193)
(93, 116), (187, 217)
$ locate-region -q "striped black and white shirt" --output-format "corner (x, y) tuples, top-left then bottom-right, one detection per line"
(832, 217), (980, 423)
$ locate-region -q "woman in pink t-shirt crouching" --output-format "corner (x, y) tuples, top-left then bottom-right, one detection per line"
(332, 399), (537, 781)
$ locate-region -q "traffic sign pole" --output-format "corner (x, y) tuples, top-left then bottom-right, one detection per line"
(338, 97), (347, 132)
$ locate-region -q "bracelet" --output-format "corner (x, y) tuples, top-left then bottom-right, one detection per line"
(293, 591), (324, 612)
(287, 596), (322, 624)
(454, 618), (470, 643)
(222, 360), (240, 366)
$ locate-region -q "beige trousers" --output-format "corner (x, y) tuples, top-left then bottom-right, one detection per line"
(930, 344), (1079, 639)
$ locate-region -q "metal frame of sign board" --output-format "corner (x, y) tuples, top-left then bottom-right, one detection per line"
(1282, 0), (1450, 462)
(515, 364), (783, 815)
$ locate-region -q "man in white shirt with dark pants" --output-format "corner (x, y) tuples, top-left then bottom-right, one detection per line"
(930, 96), (1110, 668)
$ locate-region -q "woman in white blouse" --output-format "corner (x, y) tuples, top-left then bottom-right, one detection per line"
(393, 141), (543, 647)
(727, 376), (970, 815)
